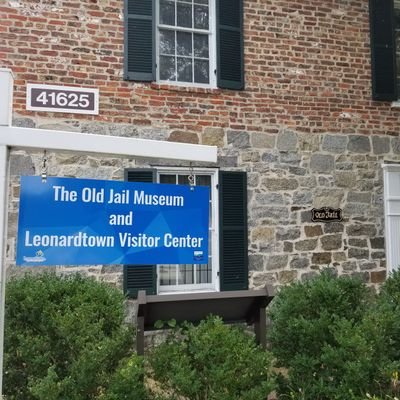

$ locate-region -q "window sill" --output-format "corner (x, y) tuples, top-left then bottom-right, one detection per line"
(150, 82), (221, 94)
(391, 100), (400, 108)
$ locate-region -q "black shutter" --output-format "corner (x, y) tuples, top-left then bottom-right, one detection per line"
(369, 0), (397, 101)
(123, 169), (157, 298)
(124, 0), (155, 81)
(216, 0), (244, 90)
(219, 171), (248, 291)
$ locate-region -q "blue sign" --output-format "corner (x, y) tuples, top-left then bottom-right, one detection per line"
(16, 176), (209, 266)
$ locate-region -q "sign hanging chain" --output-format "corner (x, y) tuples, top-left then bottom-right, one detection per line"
(41, 150), (48, 183)
(188, 163), (195, 190)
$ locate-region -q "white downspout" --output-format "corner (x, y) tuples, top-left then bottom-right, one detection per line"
(0, 68), (13, 399)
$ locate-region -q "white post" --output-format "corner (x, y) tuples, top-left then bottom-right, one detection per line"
(0, 69), (13, 127)
(0, 68), (13, 399)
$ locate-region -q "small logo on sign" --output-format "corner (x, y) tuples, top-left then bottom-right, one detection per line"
(193, 251), (204, 261)
(23, 250), (46, 263)
(311, 207), (343, 222)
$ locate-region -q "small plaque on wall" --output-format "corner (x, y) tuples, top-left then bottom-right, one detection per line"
(311, 207), (343, 223)
(26, 84), (99, 115)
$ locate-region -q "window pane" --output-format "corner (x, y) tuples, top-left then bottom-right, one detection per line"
(194, 34), (209, 58)
(195, 0), (208, 4)
(159, 29), (175, 55)
(177, 2), (192, 28)
(160, 0), (175, 26)
(194, 59), (209, 84)
(197, 263), (211, 283)
(194, 5), (208, 29)
(177, 57), (192, 82)
(160, 56), (176, 81)
(177, 31), (192, 56)
(160, 174), (177, 184)
(179, 264), (194, 284)
(196, 175), (211, 187)
(178, 175), (190, 185)
(160, 265), (177, 285)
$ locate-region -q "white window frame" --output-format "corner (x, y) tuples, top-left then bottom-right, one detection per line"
(383, 164), (400, 273)
(155, 0), (217, 88)
(156, 167), (219, 294)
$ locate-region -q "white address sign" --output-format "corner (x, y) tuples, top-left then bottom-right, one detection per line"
(26, 84), (99, 115)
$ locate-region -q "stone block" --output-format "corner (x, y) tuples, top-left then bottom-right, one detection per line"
(312, 252), (332, 265)
(300, 271), (319, 281)
(261, 152), (279, 163)
(279, 270), (298, 284)
(252, 207), (289, 221)
(324, 222), (344, 233)
(321, 134), (347, 153)
(295, 239), (318, 251)
(346, 224), (377, 237)
(254, 192), (285, 205)
(280, 153), (302, 164)
(360, 262), (376, 270)
(304, 225), (323, 237)
(333, 252), (346, 261)
(348, 247), (369, 259)
(290, 256), (310, 269)
(320, 234), (342, 251)
(342, 261), (358, 271)
(310, 154), (334, 173)
(283, 241), (293, 252)
(276, 226), (301, 241)
(202, 127), (225, 147)
(12, 117), (36, 128)
(334, 171), (357, 188)
(277, 129), (298, 151)
(241, 151), (261, 162)
(168, 130), (199, 144)
(263, 177), (299, 191)
(249, 254), (264, 271)
(371, 251), (385, 259)
(372, 136), (390, 155)
(348, 238), (368, 247)
(251, 226), (275, 241)
(251, 133), (276, 148)
(347, 135), (371, 153)
(266, 254), (289, 270)
(217, 156), (238, 167)
(288, 166), (307, 176)
(293, 191), (312, 205)
(10, 154), (35, 176)
(371, 270), (387, 283)
(313, 188), (344, 208)
(347, 192), (372, 203)
(299, 134), (320, 152)
(370, 237), (384, 249)
(227, 130), (250, 148)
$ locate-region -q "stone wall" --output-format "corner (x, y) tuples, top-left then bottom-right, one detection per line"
(6, 116), (396, 288)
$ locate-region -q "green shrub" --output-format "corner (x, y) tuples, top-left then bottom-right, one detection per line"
(3, 273), (141, 400)
(148, 315), (275, 400)
(268, 271), (384, 400)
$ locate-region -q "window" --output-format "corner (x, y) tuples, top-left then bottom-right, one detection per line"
(124, 0), (244, 90)
(157, 169), (218, 292)
(123, 168), (248, 297)
(157, 0), (216, 87)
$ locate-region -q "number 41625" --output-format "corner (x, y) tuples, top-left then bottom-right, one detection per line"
(35, 91), (90, 108)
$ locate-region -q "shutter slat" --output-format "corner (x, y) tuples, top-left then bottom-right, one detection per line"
(219, 171), (248, 291)
(369, 0), (397, 100)
(217, 0), (244, 90)
(123, 169), (157, 298)
(125, 0), (154, 81)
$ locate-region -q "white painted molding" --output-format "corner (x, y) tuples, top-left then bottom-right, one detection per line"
(0, 126), (218, 163)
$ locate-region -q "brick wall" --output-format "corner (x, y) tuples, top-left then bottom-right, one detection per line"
(1, 0), (399, 135)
